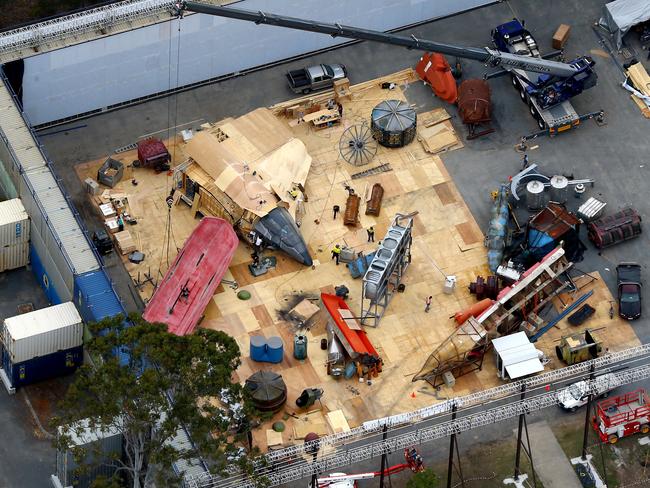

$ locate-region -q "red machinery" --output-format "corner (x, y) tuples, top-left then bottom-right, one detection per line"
(136, 137), (171, 171)
(317, 448), (424, 487)
(592, 388), (650, 444)
(415, 53), (458, 103)
(321, 293), (379, 361)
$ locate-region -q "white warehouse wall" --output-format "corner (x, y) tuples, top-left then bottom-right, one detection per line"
(21, 0), (493, 126)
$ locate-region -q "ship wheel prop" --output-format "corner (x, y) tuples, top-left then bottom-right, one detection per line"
(339, 123), (378, 167)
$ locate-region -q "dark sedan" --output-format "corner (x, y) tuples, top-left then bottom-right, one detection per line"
(617, 263), (642, 320)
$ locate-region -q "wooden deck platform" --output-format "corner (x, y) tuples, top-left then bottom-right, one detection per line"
(74, 69), (641, 452)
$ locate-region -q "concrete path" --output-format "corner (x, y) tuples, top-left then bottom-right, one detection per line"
(524, 421), (583, 488)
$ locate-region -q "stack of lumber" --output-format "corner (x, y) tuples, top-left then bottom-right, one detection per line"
(114, 230), (136, 255)
(417, 121), (461, 154)
(626, 63), (650, 119)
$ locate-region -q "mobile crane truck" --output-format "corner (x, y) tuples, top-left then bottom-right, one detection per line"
(176, 2), (603, 140)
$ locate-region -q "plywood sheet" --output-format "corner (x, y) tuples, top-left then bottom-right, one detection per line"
(266, 429), (284, 447)
(420, 107), (452, 127)
(326, 410), (351, 433)
(338, 308), (361, 331)
(75, 70), (641, 454)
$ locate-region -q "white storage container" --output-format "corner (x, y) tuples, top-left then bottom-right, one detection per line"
(1, 302), (82, 363)
(0, 241), (29, 272)
(55, 418), (123, 488)
(0, 198), (30, 247)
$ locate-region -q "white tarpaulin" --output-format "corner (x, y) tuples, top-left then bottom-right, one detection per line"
(599, 0), (650, 49)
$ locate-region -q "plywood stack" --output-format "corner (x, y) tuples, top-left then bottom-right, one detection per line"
(114, 230), (136, 255)
(417, 118), (462, 154)
(626, 62), (650, 118)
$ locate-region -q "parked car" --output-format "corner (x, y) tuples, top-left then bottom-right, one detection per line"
(286, 63), (347, 94)
(558, 373), (619, 412)
(92, 229), (113, 255)
(617, 262), (642, 320)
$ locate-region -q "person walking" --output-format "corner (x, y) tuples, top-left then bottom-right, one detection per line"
(331, 244), (342, 265)
(333, 205), (340, 219)
(425, 296), (432, 313)
(521, 153), (529, 170)
(337, 102), (344, 118)
(367, 226), (375, 243)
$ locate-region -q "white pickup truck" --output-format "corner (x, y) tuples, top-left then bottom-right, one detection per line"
(557, 373), (619, 412)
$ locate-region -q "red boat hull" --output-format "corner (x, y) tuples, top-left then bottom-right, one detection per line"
(143, 217), (238, 335)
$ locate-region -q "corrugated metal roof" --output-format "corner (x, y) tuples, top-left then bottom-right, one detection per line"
(169, 425), (208, 479)
(23, 168), (99, 275)
(74, 270), (125, 323)
(0, 198), (27, 226)
(0, 83), (47, 172)
(4, 302), (81, 340)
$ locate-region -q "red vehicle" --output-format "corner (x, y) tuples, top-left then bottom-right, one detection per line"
(592, 388), (650, 444)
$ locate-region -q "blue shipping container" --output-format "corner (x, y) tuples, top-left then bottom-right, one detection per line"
(1, 344), (83, 388)
(73, 270), (125, 324)
(30, 243), (61, 304)
(73, 270), (131, 366)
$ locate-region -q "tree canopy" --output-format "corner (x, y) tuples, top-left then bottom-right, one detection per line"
(53, 314), (260, 488)
(406, 468), (440, 488)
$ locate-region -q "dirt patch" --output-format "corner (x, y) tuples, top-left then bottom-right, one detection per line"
(23, 376), (72, 434)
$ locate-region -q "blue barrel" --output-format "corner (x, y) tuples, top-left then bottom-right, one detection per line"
(266, 336), (284, 363)
(344, 362), (357, 379)
(294, 334), (308, 360)
(250, 335), (267, 362)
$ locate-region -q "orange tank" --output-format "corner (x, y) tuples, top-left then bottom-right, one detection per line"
(454, 298), (494, 326)
(415, 53), (458, 104)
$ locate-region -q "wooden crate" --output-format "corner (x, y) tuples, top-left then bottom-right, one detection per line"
(114, 230), (136, 255)
(552, 24), (570, 49)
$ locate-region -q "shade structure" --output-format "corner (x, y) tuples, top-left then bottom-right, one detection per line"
(370, 99), (417, 148)
(245, 371), (287, 412)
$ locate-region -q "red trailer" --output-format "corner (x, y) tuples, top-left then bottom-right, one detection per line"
(592, 388), (650, 444)
(136, 138), (171, 171)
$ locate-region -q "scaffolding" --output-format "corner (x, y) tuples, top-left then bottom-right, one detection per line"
(183, 344), (650, 488)
(360, 213), (414, 327)
(0, 0), (174, 64)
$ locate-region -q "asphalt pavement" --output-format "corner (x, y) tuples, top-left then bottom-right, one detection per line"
(23, 0), (650, 485)
(0, 268), (56, 487)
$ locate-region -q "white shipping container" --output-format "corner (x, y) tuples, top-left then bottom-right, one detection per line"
(0, 198), (30, 247)
(0, 241), (29, 272)
(2, 302), (82, 363)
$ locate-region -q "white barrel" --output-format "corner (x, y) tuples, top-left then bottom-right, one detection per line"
(526, 180), (546, 211)
(549, 175), (569, 204)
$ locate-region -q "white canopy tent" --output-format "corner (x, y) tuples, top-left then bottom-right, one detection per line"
(599, 0), (650, 49)
(493, 332), (545, 380)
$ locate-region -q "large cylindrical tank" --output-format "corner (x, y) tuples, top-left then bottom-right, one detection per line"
(453, 298), (494, 325)
(549, 175), (568, 204)
(526, 180), (546, 211)
(370, 100), (417, 148)
(245, 371), (287, 412)
(293, 333), (308, 360)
